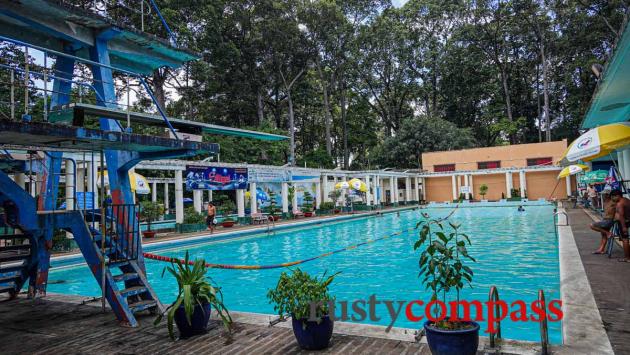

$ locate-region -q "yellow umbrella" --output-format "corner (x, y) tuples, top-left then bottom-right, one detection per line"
(561, 122), (630, 163)
(348, 178), (368, 192)
(98, 171), (151, 194)
(557, 164), (589, 179)
(335, 181), (350, 189)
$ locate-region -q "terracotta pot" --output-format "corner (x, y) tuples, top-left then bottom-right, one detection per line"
(222, 221), (236, 228)
(142, 230), (157, 238)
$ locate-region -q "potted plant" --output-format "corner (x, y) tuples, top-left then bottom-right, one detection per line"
(479, 184), (488, 200)
(328, 190), (342, 214)
(221, 217), (236, 228)
(288, 184), (295, 216)
(179, 207), (206, 233)
(302, 191), (314, 217)
(414, 214), (479, 355)
(267, 268), (339, 350)
(268, 190), (281, 221)
(154, 251), (232, 339)
(140, 200), (164, 238)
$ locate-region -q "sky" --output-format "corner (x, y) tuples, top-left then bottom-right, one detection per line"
(392, 0), (409, 8)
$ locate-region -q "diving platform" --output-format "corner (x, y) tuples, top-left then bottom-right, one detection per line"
(49, 103), (288, 141)
(0, 119), (219, 154)
(0, 0), (198, 74)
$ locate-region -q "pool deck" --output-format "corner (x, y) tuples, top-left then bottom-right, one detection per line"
(565, 207), (630, 355)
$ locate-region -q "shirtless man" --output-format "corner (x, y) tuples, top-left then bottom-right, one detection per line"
(206, 202), (216, 233)
(611, 190), (630, 262)
(590, 191), (615, 254)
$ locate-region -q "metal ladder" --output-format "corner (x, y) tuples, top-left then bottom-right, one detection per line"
(538, 290), (549, 355)
(488, 286), (502, 349)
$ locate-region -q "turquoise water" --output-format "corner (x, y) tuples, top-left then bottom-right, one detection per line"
(48, 206), (561, 343)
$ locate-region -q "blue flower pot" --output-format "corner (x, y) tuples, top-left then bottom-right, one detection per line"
(424, 320), (479, 355)
(174, 302), (212, 339)
(291, 315), (334, 350)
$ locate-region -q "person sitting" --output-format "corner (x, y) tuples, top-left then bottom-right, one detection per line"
(517, 205), (525, 212)
(590, 191), (615, 254)
(611, 190), (630, 262)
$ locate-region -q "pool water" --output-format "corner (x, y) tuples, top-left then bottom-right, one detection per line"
(48, 206), (561, 343)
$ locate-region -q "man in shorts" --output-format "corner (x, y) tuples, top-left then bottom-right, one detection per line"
(611, 189), (630, 262)
(590, 191), (615, 254)
(206, 202), (216, 233)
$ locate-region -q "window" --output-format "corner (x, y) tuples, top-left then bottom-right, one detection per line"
(527, 157), (552, 167)
(434, 164), (455, 172)
(477, 161), (501, 169)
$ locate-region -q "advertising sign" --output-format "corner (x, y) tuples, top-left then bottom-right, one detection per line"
(249, 168), (289, 183)
(185, 165), (248, 190)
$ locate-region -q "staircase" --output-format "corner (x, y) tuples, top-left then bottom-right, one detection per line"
(0, 168), (162, 326)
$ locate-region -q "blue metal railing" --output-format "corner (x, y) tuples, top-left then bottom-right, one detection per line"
(0, 35), (180, 140)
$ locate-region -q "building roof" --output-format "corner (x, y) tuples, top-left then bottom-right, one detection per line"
(582, 21), (630, 129)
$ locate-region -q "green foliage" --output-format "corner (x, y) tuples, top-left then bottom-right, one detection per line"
(479, 184), (488, 197)
(328, 190), (342, 207)
(183, 207), (205, 225)
(414, 215), (476, 328)
(140, 201), (164, 231)
(319, 202), (335, 211)
(267, 268), (339, 322)
(301, 191), (314, 212)
(215, 195), (236, 216)
(267, 189), (280, 217)
(154, 251), (232, 339)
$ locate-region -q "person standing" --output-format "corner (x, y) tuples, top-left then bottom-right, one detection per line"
(587, 184), (598, 209)
(206, 202), (216, 233)
(611, 190), (630, 262)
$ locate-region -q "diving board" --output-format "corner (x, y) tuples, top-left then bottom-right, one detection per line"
(49, 103), (288, 141)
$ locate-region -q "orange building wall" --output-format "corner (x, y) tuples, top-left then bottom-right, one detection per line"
(470, 174), (507, 200)
(525, 171), (569, 200)
(421, 140), (568, 172)
(425, 176), (455, 202)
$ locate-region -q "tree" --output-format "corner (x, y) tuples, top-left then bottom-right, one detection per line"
(479, 184), (488, 199)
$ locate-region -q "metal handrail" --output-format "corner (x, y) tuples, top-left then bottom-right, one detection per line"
(554, 211), (568, 226)
(488, 286), (502, 348)
(539, 290), (549, 355)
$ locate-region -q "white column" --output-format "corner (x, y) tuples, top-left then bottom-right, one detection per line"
(236, 189), (245, 217)
(565, 176), (572, 197)
(315, 181), (322, 208)
(175, 170), (184, 223)
(414, 177), (420, 202)
(249, 182), (257, 214)
(519, 171), (526, 198)
(164, 183), (170, 214)
(292, 185), (299, 213)
(193, 189), (202, 212)
(322, 175), (330, 202)
(86, 161), (98, 207)
(151, 182), (157, 202)
(76, 166), (85, 192)
(365, 175), (372, 205)
(375, 175), (381, 205)
(421, 177), (426, 201)
(451, 175), (457, 200)
(281, 182), (289, 213)
(505, 172), (513, 198)
(379, 176), (385, 204)
(207, 190), (213, 202)
(65, 160), (74, 210)
(405, 177), (411, 202)
(463, 174), (469, 199)
(623, 149), (630, 190)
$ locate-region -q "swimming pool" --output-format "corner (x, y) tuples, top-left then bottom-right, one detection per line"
(48, 206), (561, 343)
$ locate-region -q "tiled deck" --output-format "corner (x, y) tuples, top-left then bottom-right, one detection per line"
(566, 207), (630, 355)
(0, 294), (429, 354)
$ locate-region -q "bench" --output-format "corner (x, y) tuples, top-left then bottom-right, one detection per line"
(251, 213), (268, 225)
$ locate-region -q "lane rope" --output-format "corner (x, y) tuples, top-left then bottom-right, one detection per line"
(143, 205), (460, 270)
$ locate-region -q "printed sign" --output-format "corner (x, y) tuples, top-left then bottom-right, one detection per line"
(459, 186), (471, 194)
(185, 166), (248, 190)
(249, 168), (289, 183)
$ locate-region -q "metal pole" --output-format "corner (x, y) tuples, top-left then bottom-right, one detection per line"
(10, 68), (14, 119)
(126, 76), (131, 129)
(43, 53), (48, 121)
(141, 0), (145, 32)
(24, 46), (29, 115)
(100, 150), (106, 313)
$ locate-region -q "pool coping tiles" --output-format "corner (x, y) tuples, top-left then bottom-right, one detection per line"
(557, 207), (614, 355)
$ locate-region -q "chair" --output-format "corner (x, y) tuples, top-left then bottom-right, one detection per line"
(606, 222), (622, 258)
(251, 212), (268, 225)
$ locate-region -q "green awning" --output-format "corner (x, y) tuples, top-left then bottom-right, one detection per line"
(582, 22), (630, 129)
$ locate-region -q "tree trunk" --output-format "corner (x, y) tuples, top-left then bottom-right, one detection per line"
(499, 67), (514, 143)
(540, 40), (551, 142)
(340, 84), (349, 169)
(257, 89), (264, 125)
(287, 90), (295, 166)
(536, 64), (542, 143)
(152, 69), (167, 110)
(315, 60), (333, 155)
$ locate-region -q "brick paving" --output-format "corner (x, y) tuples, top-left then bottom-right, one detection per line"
(0, 295), (430, 355)
(567, 207), (630, 355)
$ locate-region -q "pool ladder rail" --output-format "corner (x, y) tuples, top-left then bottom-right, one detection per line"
(553, 210), (569, 226)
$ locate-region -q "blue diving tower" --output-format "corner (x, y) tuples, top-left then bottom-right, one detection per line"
(0, 0), (287, 326)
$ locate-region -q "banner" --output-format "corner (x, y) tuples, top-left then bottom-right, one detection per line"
(249, 168), (289, 183)
(185, 166), (248, 191)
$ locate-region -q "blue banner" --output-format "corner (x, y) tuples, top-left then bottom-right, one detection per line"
(185, 166), (248, 191)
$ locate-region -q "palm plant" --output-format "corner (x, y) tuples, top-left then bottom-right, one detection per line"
(154, 251), (232, 339)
